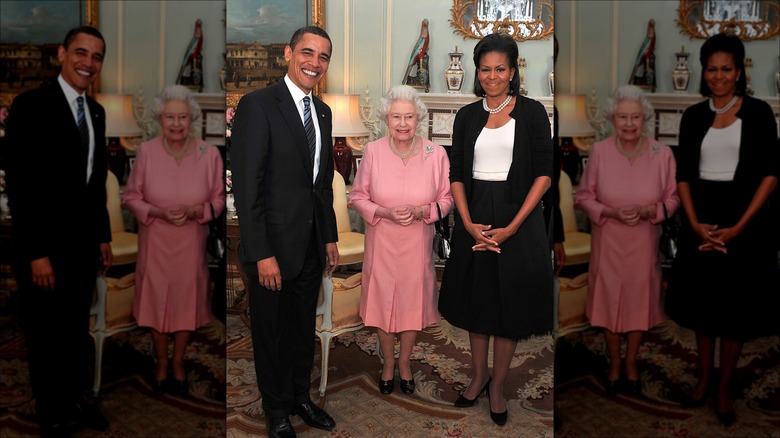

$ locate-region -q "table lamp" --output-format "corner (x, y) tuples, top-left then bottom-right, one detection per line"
(96, 94), (143, 185)
(322, 94), (369, 184)
(557, 94), (595, 185)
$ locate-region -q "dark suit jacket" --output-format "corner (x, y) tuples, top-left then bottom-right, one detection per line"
(5, 81), (111, 269)
(231, 81), (338, 279)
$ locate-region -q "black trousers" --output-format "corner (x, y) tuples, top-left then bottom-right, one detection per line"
(16, 248), (97, 425)
(246, 236), (321, 418)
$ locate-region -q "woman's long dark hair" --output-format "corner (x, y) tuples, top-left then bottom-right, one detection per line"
(472, 33), (521, 97)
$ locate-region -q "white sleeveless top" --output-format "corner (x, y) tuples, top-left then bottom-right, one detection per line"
(699, 119), (741, 181)
(473, 119), (515, 181)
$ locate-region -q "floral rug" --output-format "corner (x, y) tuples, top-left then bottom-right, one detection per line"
(554, 320), (780, 437)
(0, 313), (226, 437)
(226, 314), (554, 437)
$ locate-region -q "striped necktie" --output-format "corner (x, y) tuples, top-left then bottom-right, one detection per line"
(303, 96), (316, 166)
(76, 96), (89, 154)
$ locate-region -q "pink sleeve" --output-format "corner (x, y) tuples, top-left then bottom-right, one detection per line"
(575, 143), (608, 226)
(348, 144), (381, 225)
(425, 144), (453, 223)
(123, 144), (156, 225)
(197, 145), (226, 224)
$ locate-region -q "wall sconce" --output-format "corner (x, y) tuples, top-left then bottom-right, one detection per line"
(96, 94), (143, 185)
(322, 94), (369, 184)
(557, 94), (595, 185)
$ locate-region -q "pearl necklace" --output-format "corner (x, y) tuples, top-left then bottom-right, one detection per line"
(616, 136), (645, 161)
(709, 95), (739, 114)
(483, 95), (512, 114)
(163, 135), (192, 161)
(390, 136), (416, 159)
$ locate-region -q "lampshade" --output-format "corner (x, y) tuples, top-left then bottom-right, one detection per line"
(321, 93), (369, 137)
(557, 94), (596, 137)
(96, 94), (143, 137)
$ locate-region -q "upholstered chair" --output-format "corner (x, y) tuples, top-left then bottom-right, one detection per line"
(559, 171), (591, 266)
(315, 273), (364, 396)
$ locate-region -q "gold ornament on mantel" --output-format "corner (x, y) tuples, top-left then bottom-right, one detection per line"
(676, 0), (780, 42)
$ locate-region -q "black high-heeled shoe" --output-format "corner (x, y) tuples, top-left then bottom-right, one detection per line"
(490, 409), (508, 426)
(715, 409), (735, 427)
(625, 378), (641, 396)
(454, 378), (491, 408)
(172, 379), (188, 396)
(399, 378), (415, 394)
(378, 379), (394, 395)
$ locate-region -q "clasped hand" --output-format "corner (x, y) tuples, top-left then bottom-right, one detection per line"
(695, 223), (734, 254)
(383, 205), (417, 226)
(158, 204), (203, 226)
(607, 204), (653, 226)
(466, 222), (510, 254)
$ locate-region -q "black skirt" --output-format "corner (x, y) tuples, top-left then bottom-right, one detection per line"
(666, 179), (779, 338)
(438, 180), (554, 340)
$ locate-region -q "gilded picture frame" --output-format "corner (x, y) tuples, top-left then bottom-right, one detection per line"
(677, 0), (780, 41)
(225, 0), (325, 109)
(450, 0), (554, 41)
(0, 0), (99, 107)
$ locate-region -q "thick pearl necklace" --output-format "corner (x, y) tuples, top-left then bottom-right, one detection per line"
(390, 136), (416, 159)
(483, 95), (512, 114)
(709, 95), (739, 114)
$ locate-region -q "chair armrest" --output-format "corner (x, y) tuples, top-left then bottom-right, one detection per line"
(91, 276), (108, 331)
(316, 275), (334, 331)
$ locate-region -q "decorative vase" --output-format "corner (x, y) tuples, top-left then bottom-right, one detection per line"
(671, 46), (691, 94)
(226, 193), (236, 214)
(745, 57), (754, 96)
(445, 46), (465, 94)
(518, 57), (528, 96)
(333, 140), (353, 184)
(548, 69), (554, 96)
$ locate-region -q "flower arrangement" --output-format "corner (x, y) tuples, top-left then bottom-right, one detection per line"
(226, 169), (232, 194)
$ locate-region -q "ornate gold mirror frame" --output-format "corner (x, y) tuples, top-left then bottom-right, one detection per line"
(677, 0), (780, 41)
(450, 0), (553, 41)
(86, 0), (100, 95)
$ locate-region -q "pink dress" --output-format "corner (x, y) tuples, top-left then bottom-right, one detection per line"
(349, 137), (453, 333)
(124, 137), (225, 333)
(576, 137), (678, 333)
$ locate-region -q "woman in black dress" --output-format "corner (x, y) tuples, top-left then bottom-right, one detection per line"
(438, 33), (553, 426)
(666, 33), (779, 427)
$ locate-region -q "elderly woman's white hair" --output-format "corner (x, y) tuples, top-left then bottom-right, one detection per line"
(377, 85), (427, 125)
(603, 85), (655, 136)
(151, 85), (202, 135)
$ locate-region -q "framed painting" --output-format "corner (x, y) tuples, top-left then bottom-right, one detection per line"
(0, 0), (99, 108)
(225, 0), (325, 108)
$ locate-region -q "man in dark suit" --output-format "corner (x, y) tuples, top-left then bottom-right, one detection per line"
(232, 26), (339, 438)
(5, 26), (112, 437)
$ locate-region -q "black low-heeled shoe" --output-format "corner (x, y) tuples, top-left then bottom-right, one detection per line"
(679, 392), (706, 408)
(153, 379), (166, 395)
(400, 379), (415, 394)
(172, 379), (188, 396)
(625, 379), (641, 396)
(716, 410), (735, 427)
(454, 378), (491, 408)
(379, 379), (394, 394)
(490, 409), (508, 426)
(605, 379), (620, 395)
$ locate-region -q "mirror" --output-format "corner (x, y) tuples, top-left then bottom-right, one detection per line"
(677, 0), (780, 41)
(450, 0), (554, 42)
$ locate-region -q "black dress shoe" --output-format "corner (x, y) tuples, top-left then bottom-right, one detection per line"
(292, 401), (335, 431)
(266, 416), (296, 438)
(400, 379), (415, 394)
(454, 378), (491, 408)
(39, 418), (78, 438)
(716, 410), (735, 427)
(379, 379), (394, 394)
(74, 401), (109, 431)
(490, 409), (508, 426)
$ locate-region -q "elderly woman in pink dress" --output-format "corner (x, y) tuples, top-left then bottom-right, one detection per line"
(575, 85), (679, 395)
(350, 84), (453, 395)
(124, 85), (225, 395)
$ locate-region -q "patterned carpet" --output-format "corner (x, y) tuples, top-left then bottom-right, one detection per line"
(0, 309), (227, 437)
(554, 320), (780, 437)
(226, 314), (555, 437)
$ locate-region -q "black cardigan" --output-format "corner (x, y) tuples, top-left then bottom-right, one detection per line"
(676, 95), (779, 206)
(450, 95), (553, 204)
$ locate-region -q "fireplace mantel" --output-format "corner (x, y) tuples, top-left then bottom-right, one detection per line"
(419, 93), (554, 146)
